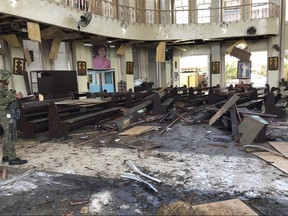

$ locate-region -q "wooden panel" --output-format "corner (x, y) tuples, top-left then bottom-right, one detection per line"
(268, 142), (288, 158)
(253, 152), (288, 175)
(1, 34), (20, 47)
(193, 199), (258, 216)
(116, 44), (126, 56)
(27, 22), (41, 42)
(119, 126), (158, 136)
(49, 39), (61, 60)
(209, 94), (240, 126)
(156, 42), (166, 63)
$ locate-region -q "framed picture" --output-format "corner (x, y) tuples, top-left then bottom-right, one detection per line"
(13, 57), (25, 75)
(77, 61), (87, 76)
(126, 61), (133, 75)
(211, 61), (220, 74)
(237, 61), (251, 79)
(268, 57), (278, 70)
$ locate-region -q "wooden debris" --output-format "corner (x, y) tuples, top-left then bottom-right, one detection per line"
(239, 115), (269, 145)
(0, 165), (41, 187)
(253, 152), (288, 175)
(1, 168), (8, 180)
(157, 199), (257, 216)
(229, 104), (240, 142)
(128, 140), (163, 151)
(209, 94), (240, 126)
(70, 200), (89, 206)
(119, 126), (160, 136)
(243, 144), (284, 157)
(159, 113), (186, 135)
(74, 137), (99, 147)
(268, 142), (288, 158)
(192, 199), (258, 216)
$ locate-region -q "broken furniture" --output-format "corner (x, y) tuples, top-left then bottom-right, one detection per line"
(48, 100), (123, 138)
(152, 91), (174, 115)
(238, 115), (269, 145)
(17, 98), (70, 138)
(264, 91), (287, 117)
(236, 88), (263, 110)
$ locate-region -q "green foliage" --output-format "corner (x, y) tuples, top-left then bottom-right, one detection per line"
(225, 61), (237, 81)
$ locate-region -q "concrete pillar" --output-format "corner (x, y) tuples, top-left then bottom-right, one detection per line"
(121, 45), (134, 91)
(211, 43), (221, 87)
(172, 57), (180, 87)
(268, 37), (280, 88)
(210, 0), (220, 23)
(72, 41), (88, 92)
(9, 46), (27, 96)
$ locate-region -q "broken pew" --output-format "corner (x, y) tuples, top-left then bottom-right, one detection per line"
(17, 98), (71, 138)
(48, 101), (123, 138)
(264, 91), (287, 117)
(152, 91), (174, 115)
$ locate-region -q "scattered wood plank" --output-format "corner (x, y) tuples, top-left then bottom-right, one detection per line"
(253, 152), (288, 175)
(128, 140), (163, 151)
(119, 126), (159, 136)
(209, 94), (240, 126)
(268, 142), (288, 158)
(0, 165), (41, 187)
(159, 113), (186, 135)
(1, 168), (8, 180)
(192, 199), (258, 216)
(243, 144), (284, 157)
(229, 104), (240, 142)
(70, 200), (89, 206)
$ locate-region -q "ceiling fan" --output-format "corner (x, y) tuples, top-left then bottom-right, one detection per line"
(77, 12), (92, 31)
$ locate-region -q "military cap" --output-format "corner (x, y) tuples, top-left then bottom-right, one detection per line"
(0, 69), (12, 81)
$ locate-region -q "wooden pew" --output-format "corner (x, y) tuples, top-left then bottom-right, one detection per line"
(264, 90), (287, 117)
(48, 101), (123, 138)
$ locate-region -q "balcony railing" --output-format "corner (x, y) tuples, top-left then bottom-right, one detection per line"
(54, 0), (280, 25)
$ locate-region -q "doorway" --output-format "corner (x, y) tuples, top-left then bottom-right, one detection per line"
(179, 55), (209, 88)
(88, 69), (115, 93)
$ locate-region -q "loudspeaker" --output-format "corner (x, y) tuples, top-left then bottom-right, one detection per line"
(165, 48), (173, 61)
(247, 26), (257, 35)
(273, 44), (280, 52)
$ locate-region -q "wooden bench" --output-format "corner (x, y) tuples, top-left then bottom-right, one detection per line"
(48, 102), (123, 138)
(17, 98), (70, 138)
(264, 91), (287, 117)
(152, 92), (174, 115)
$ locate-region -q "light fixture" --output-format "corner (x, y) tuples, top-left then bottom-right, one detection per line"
(10, 0), (17, 7)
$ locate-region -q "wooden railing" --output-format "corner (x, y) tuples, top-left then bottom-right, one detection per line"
(54, 0), (280, 25)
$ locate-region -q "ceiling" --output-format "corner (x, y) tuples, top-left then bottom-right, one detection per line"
(0, 12), (271, 49)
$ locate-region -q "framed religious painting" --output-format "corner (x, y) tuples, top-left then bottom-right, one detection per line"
(237, 61), (251, 79)
(268, 57), (278, 70)
(126, 61), (133, 75)
(77, 61), (87, 76)
(211, 61), (220, 74)
(13, 57), (25, 75)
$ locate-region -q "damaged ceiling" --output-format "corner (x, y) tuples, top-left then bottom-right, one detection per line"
(0, 12), (272, 49)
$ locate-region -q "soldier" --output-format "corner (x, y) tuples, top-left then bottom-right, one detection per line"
(0, 69), (27, 165)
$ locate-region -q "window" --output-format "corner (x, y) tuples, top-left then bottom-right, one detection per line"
(223, 0), (241, 22)
(251, 0), (269, 19)
(175, 0), (189, 24)
(197, 0), (211, 23)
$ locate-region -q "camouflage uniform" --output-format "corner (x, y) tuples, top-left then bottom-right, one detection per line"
(0, 70), (17, 160)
